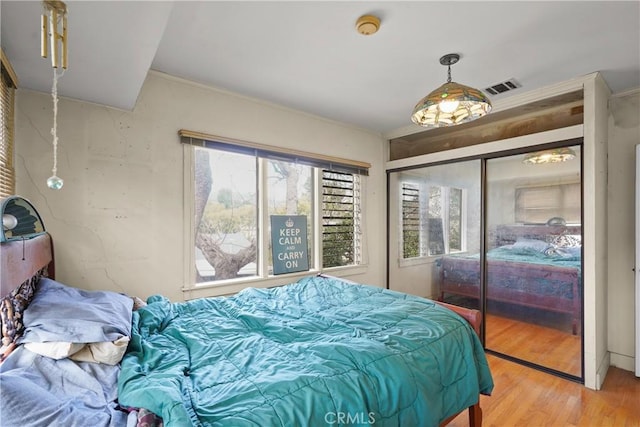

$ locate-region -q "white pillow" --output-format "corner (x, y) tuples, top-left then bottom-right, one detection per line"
(24, 337), (130, 365)
(24, 341), (85, 360)
(70, 336), (130, 366)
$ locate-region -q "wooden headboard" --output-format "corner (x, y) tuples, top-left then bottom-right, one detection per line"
(0, 233), (54, 298)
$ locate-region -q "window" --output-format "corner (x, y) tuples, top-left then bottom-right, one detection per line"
(447, 187), (463, 252)
(322, 171), (361, 268)
(515, 183), (581, 224)
(401, 182), (465, 258)
(185, 132), (368, 286)
(1, 50), (18, 198)
(266, 159), (313, 273)
(401, 183), (421, 258)
(194, 148), (258, 282)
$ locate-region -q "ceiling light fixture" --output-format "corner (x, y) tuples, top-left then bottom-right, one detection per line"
(411, 53), (492, 128)
(523, 147), (577, 164)
(41, 0), (68, 190)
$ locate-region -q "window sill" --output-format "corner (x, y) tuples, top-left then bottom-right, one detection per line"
(398, 256), (441, 268)
(182, 264), (368, 299)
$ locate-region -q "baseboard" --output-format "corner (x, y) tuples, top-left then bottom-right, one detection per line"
(595, 352), (611, 390)
(609, 352), (635, 373)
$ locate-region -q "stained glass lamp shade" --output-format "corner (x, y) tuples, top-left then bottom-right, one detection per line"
(411, 53), (492, 128)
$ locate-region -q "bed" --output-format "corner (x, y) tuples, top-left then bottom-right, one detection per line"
(1, 232), (493, 427)
(438, 224), (582, 335)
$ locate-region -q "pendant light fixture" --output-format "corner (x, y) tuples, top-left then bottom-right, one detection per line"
(411, 53), (492, 128)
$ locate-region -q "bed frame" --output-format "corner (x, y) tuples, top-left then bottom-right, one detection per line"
(439, 224), (581, 335)
(3, 235), (484, 427)
(1, 233), (54, 298)
(436, 300), (483, 427)
(439, 257), (580, 335)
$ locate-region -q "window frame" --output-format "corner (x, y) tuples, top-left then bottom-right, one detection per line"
(182, 134), (369, 297)
(515, 182), (581, 225)
(1, 49), (18, 198)
(321, 170), (362, 268)
(401, 182), (422, 259)
(399, 181), (467, 263)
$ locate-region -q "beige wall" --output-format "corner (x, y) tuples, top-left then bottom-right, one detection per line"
(607, 89), (640, 372)
(14, 71), (387, 301)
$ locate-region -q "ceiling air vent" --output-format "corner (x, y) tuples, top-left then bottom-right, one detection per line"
(484, 78), (521, 96)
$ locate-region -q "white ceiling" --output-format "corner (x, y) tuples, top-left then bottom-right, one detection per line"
(2, 1), (639, 135)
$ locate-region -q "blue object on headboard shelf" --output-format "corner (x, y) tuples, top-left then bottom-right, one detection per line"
(1, 196), (46, 243)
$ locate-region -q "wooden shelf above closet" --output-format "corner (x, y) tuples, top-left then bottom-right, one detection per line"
(389, 90), (584, 161)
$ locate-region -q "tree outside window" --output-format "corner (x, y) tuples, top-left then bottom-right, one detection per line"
(193, 145), (363, 283)
(194, 148), (257, 282)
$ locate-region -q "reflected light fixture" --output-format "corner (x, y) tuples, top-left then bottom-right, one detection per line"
(41, 0), (68, 190)
(411, 53), (492, 128)
(523, 147), (577, 164)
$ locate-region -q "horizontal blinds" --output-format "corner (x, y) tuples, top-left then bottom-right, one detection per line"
(322, 170), (357, 267)
(179, 129), (370, 176)
(0, 49), (17, 198)
(402, 183), (421, 258)
(515, 183), (581, 224)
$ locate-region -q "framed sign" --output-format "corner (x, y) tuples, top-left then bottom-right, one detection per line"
(270, 215), (309, 275)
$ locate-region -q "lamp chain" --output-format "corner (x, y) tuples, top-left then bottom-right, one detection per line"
(50, 67), (64, 177)
(447, 64), (452, 83)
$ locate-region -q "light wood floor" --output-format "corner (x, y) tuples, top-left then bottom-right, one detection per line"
(486, 313), (581, 377)
(447, 354), (640, 427)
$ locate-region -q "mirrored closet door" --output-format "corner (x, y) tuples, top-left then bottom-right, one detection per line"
(484, 144), (582, 378)
(388, 160), (481, 306)
(388, 141), (583, 381)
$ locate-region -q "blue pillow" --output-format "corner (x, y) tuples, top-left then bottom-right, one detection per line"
(18, 278), (133, 344)
(512, 238), (550, 253)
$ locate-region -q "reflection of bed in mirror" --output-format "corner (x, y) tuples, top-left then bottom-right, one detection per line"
(438, 224), (582, 335)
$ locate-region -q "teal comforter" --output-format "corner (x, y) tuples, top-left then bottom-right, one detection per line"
(118, 275), (493, 426)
